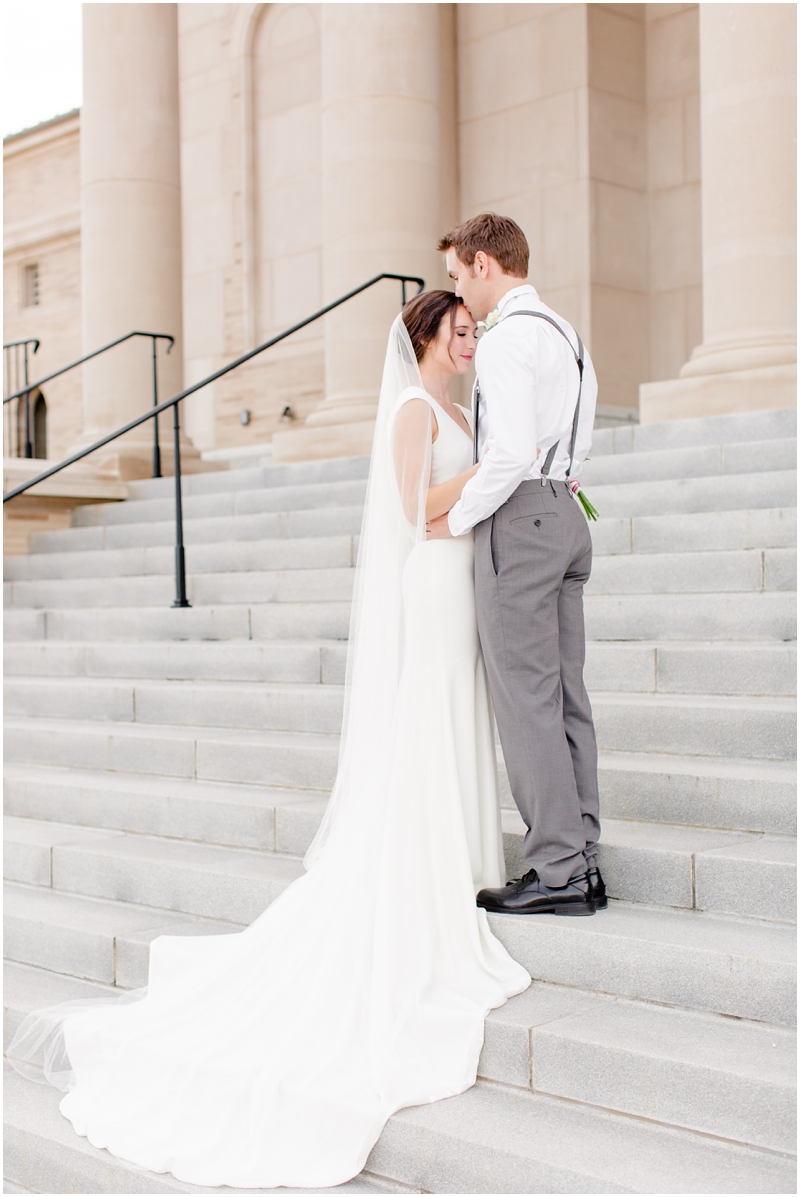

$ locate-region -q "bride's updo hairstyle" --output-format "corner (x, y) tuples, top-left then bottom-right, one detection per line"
(402, 289), (462, 364)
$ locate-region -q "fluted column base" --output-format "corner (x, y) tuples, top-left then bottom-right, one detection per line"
(272, 419), (376, 464)
(66, 428), (210, 482)
(639, 363), (796, 425)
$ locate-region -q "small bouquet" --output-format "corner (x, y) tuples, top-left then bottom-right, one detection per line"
(568, 478), (598, 522)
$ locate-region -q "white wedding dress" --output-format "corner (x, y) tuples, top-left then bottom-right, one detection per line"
(9, 322), (530, 1189)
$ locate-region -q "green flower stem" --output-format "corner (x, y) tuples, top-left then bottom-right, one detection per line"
(576, 488), (599, 522)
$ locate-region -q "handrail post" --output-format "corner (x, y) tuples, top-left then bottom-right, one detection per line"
(151, 336), (162, 479)
(22, 345), (33, 458)
(171, 398), (190, 608)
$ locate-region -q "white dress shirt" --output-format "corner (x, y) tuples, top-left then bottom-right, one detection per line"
(448, 284), (597, 537)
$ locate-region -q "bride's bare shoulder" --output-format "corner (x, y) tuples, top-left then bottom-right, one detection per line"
(392, 389), (439, 441)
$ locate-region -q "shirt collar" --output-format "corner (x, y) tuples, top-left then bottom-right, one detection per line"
(497, 284), (539, 314)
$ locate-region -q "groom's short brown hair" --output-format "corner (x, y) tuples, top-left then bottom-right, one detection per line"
(438, 213), (529, 277)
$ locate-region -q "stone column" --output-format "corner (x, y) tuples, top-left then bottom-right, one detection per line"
(79, 3), (188, 477)
(640, 3), (796, 422)
(273, 4), (447, 462)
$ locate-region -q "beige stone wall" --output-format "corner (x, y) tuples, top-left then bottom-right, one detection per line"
(645, 4), (702, 383)
(3, 2), (793, 470)
(3, 113), (83, 462)
(640, 2), (796, 422)
(587, 3), (648, 411)
(455, 4), (652, 413)
(178, 3), (326, 453)
(177, 2), (241, 452)
(457, 4), (592, 339)
(455, 3), (702, 414)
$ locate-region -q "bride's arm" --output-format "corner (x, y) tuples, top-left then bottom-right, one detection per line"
(393, 397), (480, 524)
(392, 398), (433, 527)
(425, 464), (480, 521)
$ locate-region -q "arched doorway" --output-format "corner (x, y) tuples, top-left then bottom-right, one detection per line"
(12, 388), (46, 459)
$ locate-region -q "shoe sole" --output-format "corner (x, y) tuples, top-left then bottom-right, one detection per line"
(477, 901), (597, 916)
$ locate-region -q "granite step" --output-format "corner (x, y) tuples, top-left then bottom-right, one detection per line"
(593, 751), (796, 835)
(9, 528), (796, 586)
(3, 678), (349, 735)
(581, 436), (796, 487)
(3, 883), (240, 988)
(70, 477), (369, 527)
(3, 535), (358, 581)
(5, 808), (795, 923)
(5, 1059), (793, 1195)
(4, 590), (795, 644)
(25, 502), (797, 564)
(3, 565), (357, 609)
(24, 472), (800, 561)
(3, 766), (328, 855)
(3, 638), (350, 686)
(499, 809), (796, 922)
(5, 713), (796, 827)
(584, 590), (795, 641)
(3, 835), (796, 1022)
(3, 822), (304, 925)
(591, 505), (796, 556)
(582, 469), (796, 520)
(127, 452), (373, 500)
(3, 601), (353, 643)
(5, 547), (795, 608)
(6, 682), (794, 759)
(371, 1074), (796, 1193)
(5, 961), (795, 1155)
(4, 637), (796, 697)
(3, 717), (342, 789)
(29, 504), (366, 554)
(589, 406), (795, 457)
(4, 754), (796, 852)
(480, 977), (796, 1155)
(487, 900), (795, 1026)
(586, 546), (795, 594)
(589, 691), (796, 761)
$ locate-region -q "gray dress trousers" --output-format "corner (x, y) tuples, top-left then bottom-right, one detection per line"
(474, 477), (600, 887)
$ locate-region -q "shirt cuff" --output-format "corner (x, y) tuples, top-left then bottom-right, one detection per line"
(447, 503), (469, 537)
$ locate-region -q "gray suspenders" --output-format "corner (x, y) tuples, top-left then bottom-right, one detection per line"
(473, 311), (585, 486)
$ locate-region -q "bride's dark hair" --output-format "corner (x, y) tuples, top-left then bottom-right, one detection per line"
(402, 289), (462, 363)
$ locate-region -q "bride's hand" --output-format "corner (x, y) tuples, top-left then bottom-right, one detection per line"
(426, 513), (455, 540)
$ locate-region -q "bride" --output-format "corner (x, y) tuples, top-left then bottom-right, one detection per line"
(8, 290), (531, 1189)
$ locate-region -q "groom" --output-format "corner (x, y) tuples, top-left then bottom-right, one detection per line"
(429, 213), (605, 917)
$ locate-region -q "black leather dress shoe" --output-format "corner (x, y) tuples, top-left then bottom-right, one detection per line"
(477, 869), (596, 916)
(587, 865), (607, 909)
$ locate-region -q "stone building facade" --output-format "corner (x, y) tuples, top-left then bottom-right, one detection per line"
(3, 3), (795, 472)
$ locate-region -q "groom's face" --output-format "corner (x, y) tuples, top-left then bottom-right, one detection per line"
(445, 248), (490, 322)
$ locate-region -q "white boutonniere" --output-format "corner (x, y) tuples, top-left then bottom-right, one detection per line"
(482, 307), (501, 332)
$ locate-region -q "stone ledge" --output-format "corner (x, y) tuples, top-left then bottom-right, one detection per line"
(3, 459), (127, 557)
(272, 419), (377, 463)
(639, 364), (797, 424)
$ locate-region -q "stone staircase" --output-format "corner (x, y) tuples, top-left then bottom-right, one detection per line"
(4, 406), (796, 1194)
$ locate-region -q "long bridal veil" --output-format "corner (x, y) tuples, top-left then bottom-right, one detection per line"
(304, 314), (432, 869)
(7, 315), (529, 1190)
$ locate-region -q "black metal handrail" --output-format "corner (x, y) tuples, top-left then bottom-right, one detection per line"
(4, 331), (174, 478)
(3, 273), (425, 608)
(4, 339), (41, 459)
